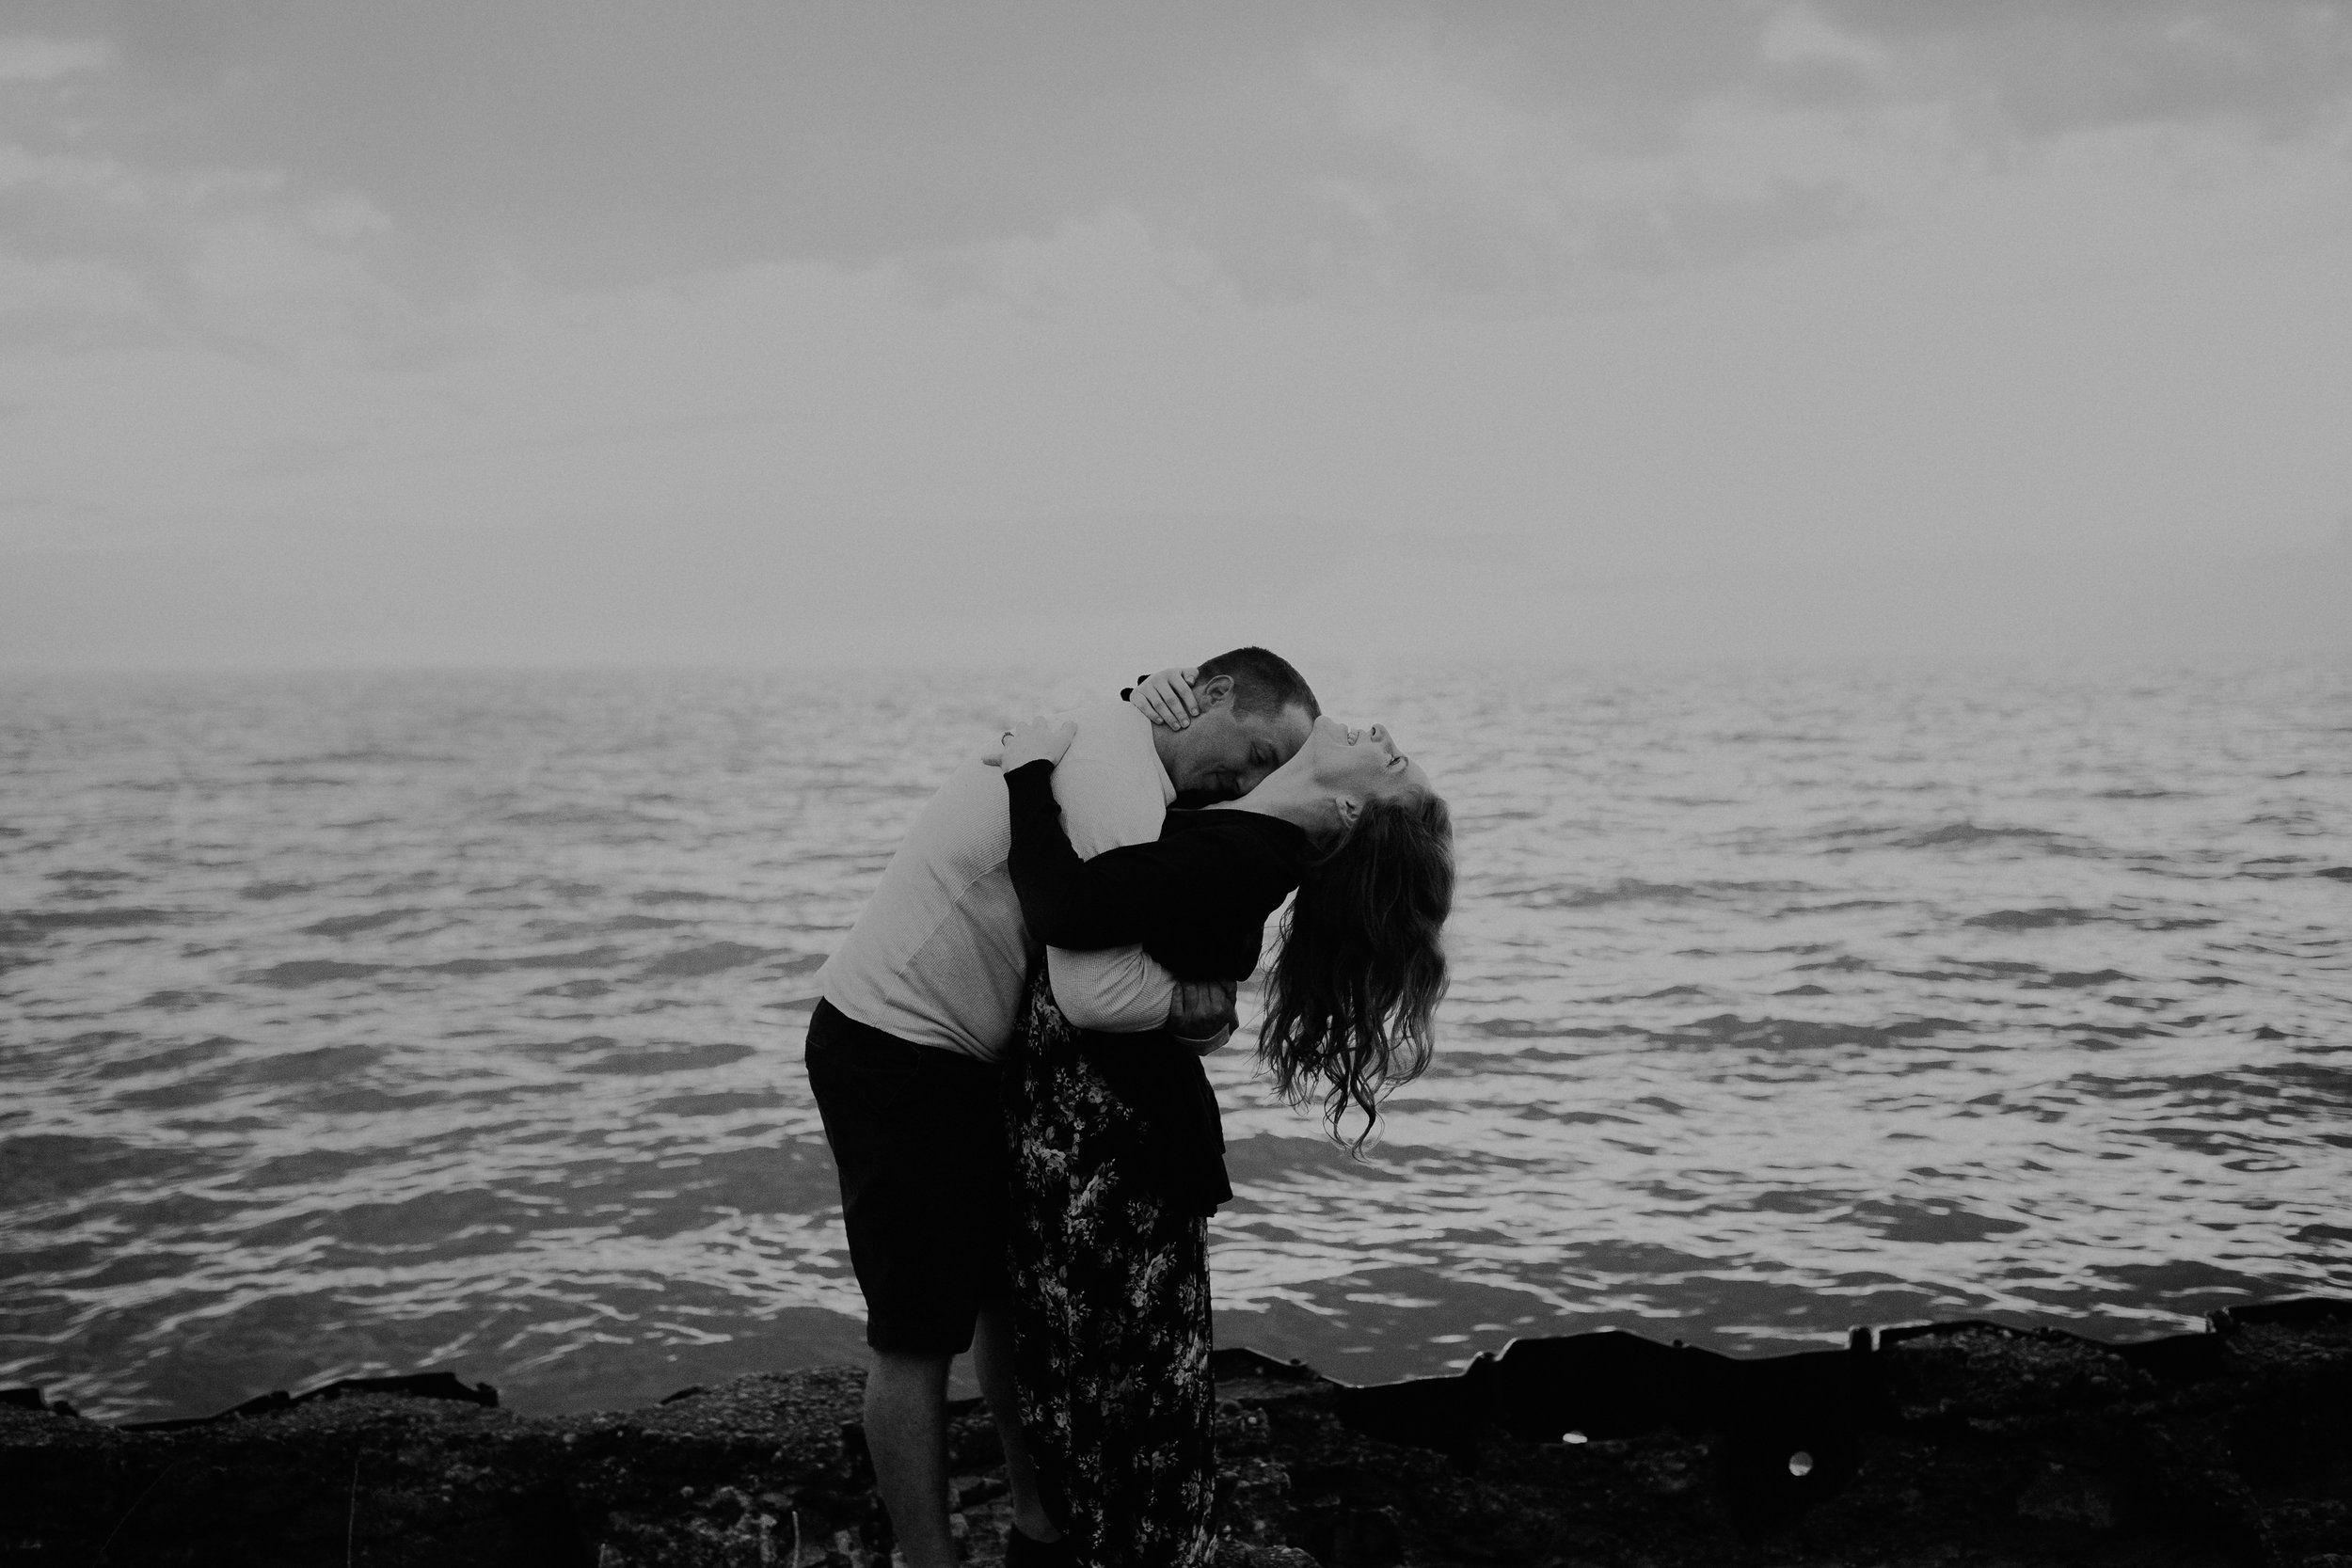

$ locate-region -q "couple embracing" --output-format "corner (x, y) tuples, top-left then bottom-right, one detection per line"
(804, 648), (1454, 1568)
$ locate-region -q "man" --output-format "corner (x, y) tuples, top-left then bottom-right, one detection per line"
(804, 647), (1320, 1568)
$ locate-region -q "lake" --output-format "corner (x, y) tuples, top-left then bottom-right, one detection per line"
(3, 661), (2347, 1421)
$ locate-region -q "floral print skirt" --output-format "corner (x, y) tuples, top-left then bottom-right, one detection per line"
(1006, 964), (1216, 1568)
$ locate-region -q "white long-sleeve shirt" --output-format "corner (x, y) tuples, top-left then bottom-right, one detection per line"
(815, 697), (1178, 1061)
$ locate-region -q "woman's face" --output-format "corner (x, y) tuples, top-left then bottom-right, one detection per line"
(1302, 715), (1431, 804)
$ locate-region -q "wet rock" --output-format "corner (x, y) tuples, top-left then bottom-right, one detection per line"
(1319, 1506), (1405, 1568)
(1876, 1321), (2155, 1427)
(8, 1306), (2352, 1565)
(2015, 1461), (2117, 1528)
(1216, 1397), (1275, 1457)
(0, 1367), (879, 1567)
(1216, 1456), (1293, 1545)
(1213, 1545), (1321, 1568)
(2268, 1501), (2352, 1567)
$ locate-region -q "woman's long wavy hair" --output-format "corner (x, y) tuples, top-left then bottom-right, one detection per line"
(1259, 789), (1454, 1152)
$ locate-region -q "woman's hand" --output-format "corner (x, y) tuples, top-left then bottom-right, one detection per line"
(1168, 977), (1238, 1052)
(1130, 667), (1202, 730)
(996, 715), (1076, 772)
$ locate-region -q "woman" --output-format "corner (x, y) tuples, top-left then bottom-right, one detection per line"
(993, 705), (1454, 1568)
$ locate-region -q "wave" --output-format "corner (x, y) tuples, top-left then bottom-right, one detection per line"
(2035, 969), (2133, 990)
(499, 807), (675, 830)
(647, 1089), (789, 1117)
(414, 947), (625, 976)
(244, 959), (393, 988)
(1509, 879), (1817, 911)
(1812, 820), (2098, 855)
(220, 1042), (385, 1086)
(1651, 1013), (1976, 1051)
(1846, 1196), (2029, 1244)
(253, 750), (466, 768)
(1963, 907), (2217, 932)
(133, 989), (220, 1011)
(526, 915), (689, 940)
(1899, 822), (2073, 849)
(1964, 907), (2096, 931)
(300, 908), (429, 939)
(1770, 897), (1902, 918)
(640, 942), (778, 979)
(1, 907), (183, 941)
(246, 946), (633, 987)
(89, 1037), (238, 1082)
(579, 1041), (756, 1075)
(0, 1132), (222, 1207)
(530, 978), (614, 1000)
(1460, 1017), (1626, 1040)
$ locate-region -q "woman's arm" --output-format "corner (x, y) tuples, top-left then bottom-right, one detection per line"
(1003, 760), (1216, 952)
(1126, 667), (1201, 729)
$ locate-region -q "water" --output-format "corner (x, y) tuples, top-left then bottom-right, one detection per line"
(3, 663), (2348, 1422)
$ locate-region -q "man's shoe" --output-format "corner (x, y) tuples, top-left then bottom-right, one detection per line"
(1003, 1524), (1074, 1568)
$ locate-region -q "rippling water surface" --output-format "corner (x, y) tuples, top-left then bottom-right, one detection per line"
(4, 663), (2348, 1421)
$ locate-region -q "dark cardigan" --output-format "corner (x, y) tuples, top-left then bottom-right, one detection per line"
(1002, 759), (1311, 1213)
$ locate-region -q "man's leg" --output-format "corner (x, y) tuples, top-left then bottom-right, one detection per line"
(807, 1003), (1017, 1565)
(971, 1295), (1060, 1544)
(865, 1347), (957, 1568)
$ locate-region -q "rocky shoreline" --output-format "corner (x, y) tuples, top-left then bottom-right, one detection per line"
(6, 1297), (2348, 1567)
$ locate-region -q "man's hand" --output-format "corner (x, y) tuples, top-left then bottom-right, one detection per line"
(993, 715), (1075, 772)
(1130, 667), (1202, 730)
(1168, 976), (1238, 1052)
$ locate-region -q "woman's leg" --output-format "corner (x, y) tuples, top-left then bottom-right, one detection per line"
(972, 1295), (1061, 1542)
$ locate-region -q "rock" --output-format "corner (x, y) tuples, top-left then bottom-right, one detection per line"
(1215, 1398), (1274, 1456)
(1216, 1456), (1293, 1544)
(1213, 1544), (1320, 1568)
(1877, 1321), (2154, 1426)
(2016, 1462), (2117, 1528)
(8, 1305), (2352, 1565)
(1325, 1506), (1404, 1568)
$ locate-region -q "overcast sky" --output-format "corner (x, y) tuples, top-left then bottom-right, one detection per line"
(3, 2), (2349, 669)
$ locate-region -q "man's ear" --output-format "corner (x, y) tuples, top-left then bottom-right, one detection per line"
(1196, 674), (1237, 709)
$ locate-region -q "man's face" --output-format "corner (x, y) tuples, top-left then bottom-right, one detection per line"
(1168, 698), (1316, 802)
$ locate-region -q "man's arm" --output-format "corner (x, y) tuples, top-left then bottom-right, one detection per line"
(1045, 946), (1176, 1032)
(1044, 748), (1183, 1034)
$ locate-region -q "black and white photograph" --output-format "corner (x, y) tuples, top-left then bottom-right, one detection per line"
(4, 5), (2350, 1565)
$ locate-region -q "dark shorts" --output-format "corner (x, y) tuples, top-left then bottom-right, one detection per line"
(803, 999), (1009, 1356)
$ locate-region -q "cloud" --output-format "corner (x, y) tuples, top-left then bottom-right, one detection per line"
(0, 131), (401, 356)
(0, 37), (110, 83)
(0, 8), (1862, 296)
(1760, 7), (1890, 74)
(0, 251), (145, 330)
(18, 4), (2347, 306)
(1817, 2), (2352, 137)
(3, 4), (2350, 670)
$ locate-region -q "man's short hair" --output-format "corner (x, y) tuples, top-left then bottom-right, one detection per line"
(1197, 646), (1320, 721)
